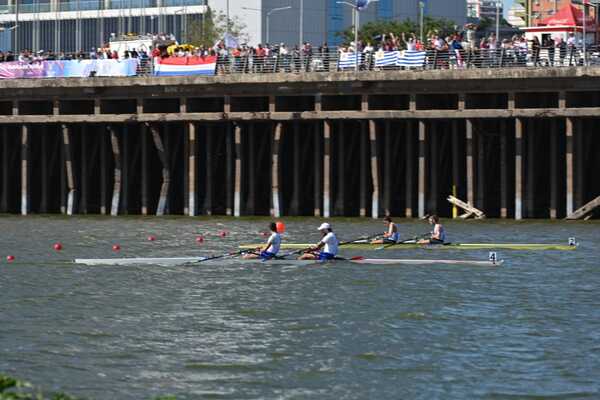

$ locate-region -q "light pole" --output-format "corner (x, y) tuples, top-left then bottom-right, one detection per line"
(495, 1), (501, 45)
(337, 1), (359, 72)
(299, 0), (303, 48)
(242, 6), (291, 44)
(419, 1), (424, 43)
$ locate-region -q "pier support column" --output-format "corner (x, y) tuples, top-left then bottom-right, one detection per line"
(359, 122), (367, 218)
(100, 125), (107, 215)
(405, 121), (413, 218)
(451, 120), (460, 218)
(290, 122), (301, 215)
(226, 124), (233, 216)
(247, 124), (256, 215)
(80, 125), (87, 214)
(62, 124), (76, 215)
(566, 117), (574, 216)
(384, 120), (391, 216)
(204, 125), (213, 216)
(183, 124), (189, 216)
(418, 120), (426, 218)
(234, 124), (242, 217)
(141, 123), (148, 215)
(314, 123), (322, 217)
(323, 120), (331, 218)
(466, 119), (474, 207)
(188, 122), (197, 217)
(515, 118), (523, 220)
(40, 126), (48, 214)
(526, 121), (535, 218)
(21, 125), (29, 216)
(550, 120), (558, 219)
(335, 122), (345, 216)
(1, 127), (8, 213)
(108, 126), (121, 216)
(150, 124), (169, 216)
(477, 127), (485, 213)
(271, 122), (282, 217)
(500, 120), (508, 219)
(430, 122), (438, 215)
(369, 120), (379, 219)
(575, 119), (584, 210)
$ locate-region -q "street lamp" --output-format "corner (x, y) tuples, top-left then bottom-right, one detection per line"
(495, 1), (502, 45)
(419, 1), (424, 43)
(242, 5), (292, 44)
(337, 1), (359, 72)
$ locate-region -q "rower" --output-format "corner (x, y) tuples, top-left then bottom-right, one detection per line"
(243, 222), (281, 260)
(371, 216), (400, 244)
(299, 222), (339, 260)
(418, 215), (446, 244)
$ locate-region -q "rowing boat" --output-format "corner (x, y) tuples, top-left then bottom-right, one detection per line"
(73, 256), (502, 267)
(239, 242), (577, 251)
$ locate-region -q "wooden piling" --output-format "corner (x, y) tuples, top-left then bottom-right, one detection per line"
(271, 122), (282, 217)
(477, 127), (485, 213)
(323, 120), (331, 218)
(226, 124), (233, 216)
(526, 121), (535, 218)
(575, 119), (584, 209)
(183, 124), (189, 216)
(100, 125), (107, 215)
(566, 117), (574, 216)
(451, 120), (460, 218)
(62, 124), (76, 215)
(188, 122), (197, 216)
(550, 120), (558, 219)
(291, 122), (301, 215)
(40, 126), (48, 214)
(150, 124), (170, 216)
(335, 121), (345, 216)
(234, 124), (242, 217)
(314, 122), (322, 217)
(21, 125), (29, 216)
(369, 119), (379, 219)
(121, 125), (129, 215)
(80, 125), (87, 214)
(108, 126), (121, 216)
(405, 121), (413, 218)
(466, 119), (474, 207)
(204, 125), (213, 216)
(384, 120), (391, 216)
(500, 120), (508, 219)
(1, 127), (8, 213)
(430, 122), (438, 215)
(60, 127), (66, 214)
(515, 118), (523, 220)
(247, 124), (256, 215)
(359, 121), (367, 218)
(141, 123), (148, 215)
(418, 120), (426, 218)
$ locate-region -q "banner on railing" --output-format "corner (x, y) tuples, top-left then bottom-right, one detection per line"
(153, 56), (217, 76)
(338, 52), (363, 69)
(0, 59), (139, 79)
(374, 50), (427, 68)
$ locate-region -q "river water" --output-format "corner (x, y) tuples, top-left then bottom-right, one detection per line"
(1, 216), (599, 399)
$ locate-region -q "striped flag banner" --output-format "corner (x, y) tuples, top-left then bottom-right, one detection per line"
(154, 55), (217, 76)
(397, 50), (427, 67)
(374, 51), (400, 67)
(338, 52), (363, 69)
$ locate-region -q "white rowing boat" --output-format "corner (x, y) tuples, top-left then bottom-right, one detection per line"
(73, 256), (503, 267)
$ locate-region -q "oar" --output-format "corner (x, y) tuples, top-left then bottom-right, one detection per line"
(193, 249), (249, 263)
(375, 233), (431, 251)
(276, 233), (382, 260)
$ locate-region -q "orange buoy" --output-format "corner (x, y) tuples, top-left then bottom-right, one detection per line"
(276, 221), (286, 233)
(6, 255), (15, 262)
(53, 243), (63, 251)
(112, 244), (121, 252)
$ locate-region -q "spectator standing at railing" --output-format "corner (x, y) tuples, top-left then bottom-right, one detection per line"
(567, 32), (576, 66)
(544, 37), (555, 66)
(556, 36), (567, 66)
(531, 35), (541, 67)
(402, 32), (417, 51)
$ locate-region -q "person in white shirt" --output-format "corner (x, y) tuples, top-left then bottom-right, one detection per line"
(243, 222), (281, 260)
(299, 223), (339, 260)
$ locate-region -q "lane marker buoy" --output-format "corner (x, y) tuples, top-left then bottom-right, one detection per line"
(53, 243), (63, 251)
(112, 244), (121, 252)
(6, 255), (15, 262)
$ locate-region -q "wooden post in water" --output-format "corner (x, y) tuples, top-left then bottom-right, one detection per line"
(290, 122), (301, 215)
(384, 120), (391, 216)
(466, 119), (474, 207)
(575, 119), (584, 209)
(405, 121), (413, 218)
(183, 123), (189, 216)
(60, 127), (66, 214)
(477, 126), (485, 213)
(80, 125), (87, 214)
(369, 119), (379, 219)
(271, 122), (282, 217)
(141, 123), (148, 215)
(418, 120), (426, 218)
(359, 121), (367, 218)
(21, 125), (29, 216)
(188, 122), (197, 217)
(62, 124), (76, 215)
(550, 120), (558, 219)
(234, 123), (242, 217)
(149, 123), (170, 216)
(100, 125), (107, 215)
(323, 120), (331, 218)
(451, 120), (460, 218)
(335, 121), (345, 216)
(204, 125), (213, 216)
(526, 121), (535, 218)
(430, 122), (438, 215)
(1, 127), (8, 213)
(314, 122), (322, 217)
(515, 118), (523, 220)
(500, 120), (508, 219)
(108, 126), (121, 216)
(121, 125), (129, 215)
(226, 124), (233, 216)
(247, 124), (256, 215)
(566, 117), (574, 216)
(40, 126), (48, 214)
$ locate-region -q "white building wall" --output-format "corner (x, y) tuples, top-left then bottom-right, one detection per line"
(209, 0), (263, 45)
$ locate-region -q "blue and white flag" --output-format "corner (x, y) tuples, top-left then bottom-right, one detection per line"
(397, 50), (427, 67)
(338, 52), (363, 69)
(374, 50), (399, 67)
(356, 0), (370, 11)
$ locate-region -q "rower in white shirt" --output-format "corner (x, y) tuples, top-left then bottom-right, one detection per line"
(299, 222), (339, 260)
(243, 222), (281, 260)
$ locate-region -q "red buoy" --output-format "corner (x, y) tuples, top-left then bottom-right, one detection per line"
(276, 221), (286, 233)
(6, 255), (15, 262)
(219, 231), (227, 237)
(53, 243), (63, 251)
(112, 244), (121, 252)
(147, 235), (156, 242)
(196, 235), (204, 243)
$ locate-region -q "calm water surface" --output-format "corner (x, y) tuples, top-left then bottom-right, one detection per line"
(1, 216), (599, 399)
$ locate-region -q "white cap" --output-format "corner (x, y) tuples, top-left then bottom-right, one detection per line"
(317, 223), (331, 231)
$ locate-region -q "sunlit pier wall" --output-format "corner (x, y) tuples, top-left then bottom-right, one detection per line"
(1, 68), (599, 219)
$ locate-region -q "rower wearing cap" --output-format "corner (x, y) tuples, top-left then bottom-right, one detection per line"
(243, 222), (281, 260)
(371, 216), (400, 244)
(299, 222), (339, 260)
(417, 215), (446, 244)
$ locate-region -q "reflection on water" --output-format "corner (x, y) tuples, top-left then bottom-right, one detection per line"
(1, 216), (599, 399)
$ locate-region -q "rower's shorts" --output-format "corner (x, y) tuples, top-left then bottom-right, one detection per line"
(383, 238), (398, 244)
(429, 238), (445, 244)
(260, 251), (277, 260)
(318, 252), (336, 261)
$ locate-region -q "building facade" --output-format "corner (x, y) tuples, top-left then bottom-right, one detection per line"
(466, 0), (503, 20)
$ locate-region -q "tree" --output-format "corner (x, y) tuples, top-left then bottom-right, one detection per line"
(186, 7), (248, 47)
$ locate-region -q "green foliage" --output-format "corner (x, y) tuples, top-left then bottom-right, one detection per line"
(187, 7), (248, 47)
(336, 16), (459, 45)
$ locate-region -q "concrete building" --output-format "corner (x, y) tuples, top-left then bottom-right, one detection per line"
(0, 0), (208, 53)
(529, 0), (596, 27)
(210, 0), (467, 47)
(466, 0), (503, 20)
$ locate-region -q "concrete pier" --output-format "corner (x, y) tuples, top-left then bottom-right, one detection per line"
(1, 68), (599, 218)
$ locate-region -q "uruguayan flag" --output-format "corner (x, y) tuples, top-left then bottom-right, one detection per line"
(356, 0), (370, 11)
(338, 52), (363, 69)
(374, 50), (400, 67)
(397, 50), (427, 67)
